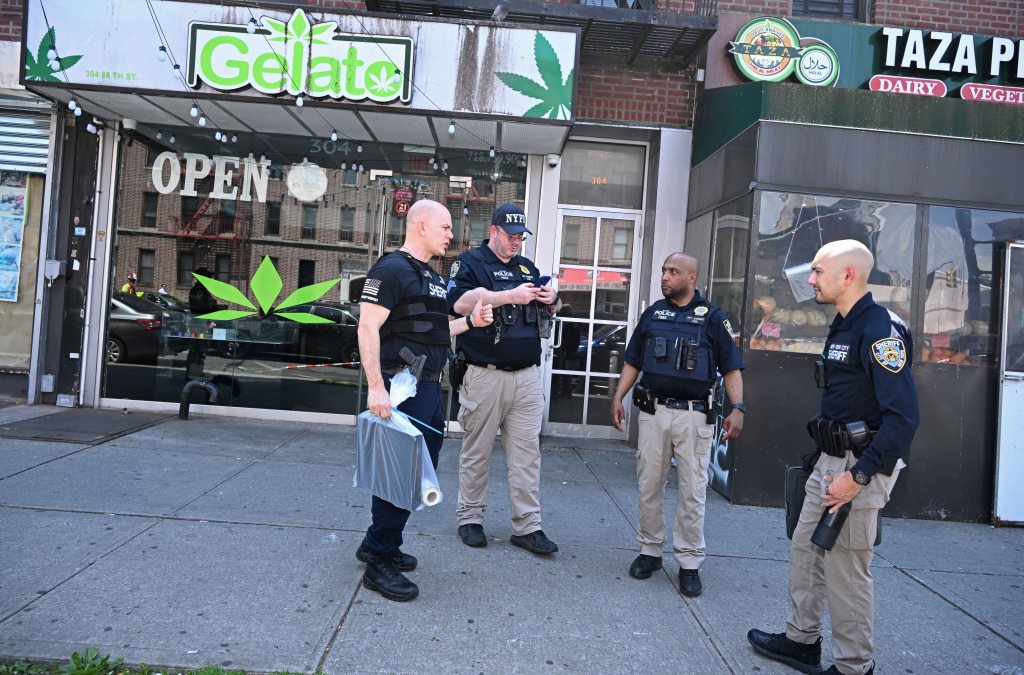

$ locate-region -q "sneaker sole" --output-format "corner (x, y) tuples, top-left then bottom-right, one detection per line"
(510, 538), (557, 555)
(355, 549), (417, 572)
(747, 637), (821, 674)
(459, 537), (487, 548)
(362, 576), (419, 602)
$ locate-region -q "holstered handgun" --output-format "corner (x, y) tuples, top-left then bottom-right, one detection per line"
(538, 309), (552, 339)
(632, 382), (656, 415)
(706, 379), (724, 425)
(448, 349), (468, 391)
(399, 346), (427, 381)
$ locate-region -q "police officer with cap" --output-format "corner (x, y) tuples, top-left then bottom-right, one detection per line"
(448, 203), (560, 555)
(355, 199), (492, 602)
(748, 239), (919, 675)
(611, 252), (745, 597)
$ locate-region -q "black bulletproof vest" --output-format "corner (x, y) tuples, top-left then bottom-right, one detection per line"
(466, 248), (541, 341)
(380, 252), (450, 346)
(640, 303), (716, 384)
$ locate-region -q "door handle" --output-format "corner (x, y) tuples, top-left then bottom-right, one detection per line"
(551, 317), (563, 349)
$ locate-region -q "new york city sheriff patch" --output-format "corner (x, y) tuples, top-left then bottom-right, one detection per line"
(872, 338), (907, 373)
(448, 260), (461, 280)
(694, 306), (709, 316)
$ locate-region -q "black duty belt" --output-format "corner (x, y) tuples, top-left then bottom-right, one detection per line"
(807, 416), (873, 458)
(655, 397), (707, 412)
(383, 368), (442, 383)
(466, 359), (533, 373)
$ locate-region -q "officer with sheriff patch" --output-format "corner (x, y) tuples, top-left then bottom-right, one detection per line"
(611, 252), (746, 597)
(748, 239), (919, 675)
(447, 203), (561, 555)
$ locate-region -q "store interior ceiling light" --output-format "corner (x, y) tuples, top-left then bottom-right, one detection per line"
(40, 88), (570, 156)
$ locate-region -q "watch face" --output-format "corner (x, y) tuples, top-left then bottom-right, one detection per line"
(854, 471), (871, 486)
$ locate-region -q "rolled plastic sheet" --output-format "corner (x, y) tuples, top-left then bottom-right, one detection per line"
(353, 408), (443, 511)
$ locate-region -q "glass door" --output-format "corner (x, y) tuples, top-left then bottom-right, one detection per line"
(995, 242), (1024, 524)
(543, 208), (643, 438)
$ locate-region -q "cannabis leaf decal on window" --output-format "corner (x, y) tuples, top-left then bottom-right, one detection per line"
(192, 256), (340, 324)
(496, 33), (573, 120)
(24, 27), (83, 82)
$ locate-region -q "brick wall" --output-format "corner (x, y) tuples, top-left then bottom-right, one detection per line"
(0, 0), (22, 41)
(576, 57), (698, 127)
(873, 0), (1024, 38)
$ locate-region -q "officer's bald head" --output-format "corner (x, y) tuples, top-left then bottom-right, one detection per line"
(813, 240), (874, 282)
(405, 199), (452, 259)
(665, 252), (700, 277)
(661, 252), (700, 303)
(809, 239), (874, 313)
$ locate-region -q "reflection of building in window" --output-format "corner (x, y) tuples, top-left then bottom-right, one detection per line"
(177, 251), (194, 286)
(302, 205), (317, 240)
(142, 193), (158, 229)
(215, 254), (231, 283)
(340, 207), (355, 242)
(612, 227), (630, 261)
(298, 259), (315, 288)
(138, 249), (154, 285)
(266, 202), (281, 236)
(562, 222), (580, 261)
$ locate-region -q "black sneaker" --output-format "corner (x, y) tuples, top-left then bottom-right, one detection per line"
(356, 539), (417, 572)
(747, 629), (822, 674)
(679, 568), (702, 597)
(510, 529), (558, 555)
(823, 665), (873, 675)
(458, 523), (487, 548)
(629, 554), (663, 579)
(362, 556), (419, 602)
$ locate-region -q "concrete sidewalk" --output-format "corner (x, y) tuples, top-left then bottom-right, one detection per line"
(0, 404), (1022, 674)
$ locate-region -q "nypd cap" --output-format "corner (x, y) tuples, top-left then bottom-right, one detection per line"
(491, 203), (533, 235)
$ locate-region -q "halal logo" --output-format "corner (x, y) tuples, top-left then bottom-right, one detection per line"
(730, 17), (839, 87)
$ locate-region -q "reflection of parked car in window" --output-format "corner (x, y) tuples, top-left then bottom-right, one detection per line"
(582, 324), (627, 373)
(140, 292), (190, 352)
(107, 293), (163, 364)
(212, 302), (361, 366)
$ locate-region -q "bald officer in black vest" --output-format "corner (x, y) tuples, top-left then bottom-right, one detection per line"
(355, 199), (492, 602)
(611, 252), (745, 597)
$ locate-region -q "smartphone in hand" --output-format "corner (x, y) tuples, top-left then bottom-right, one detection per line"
(535, 275), (551, 287)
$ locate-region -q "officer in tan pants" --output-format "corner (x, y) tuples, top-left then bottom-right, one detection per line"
(611, 253), (746, 597)
(748, 240), (919, 675)
(447, 204), (560, 555)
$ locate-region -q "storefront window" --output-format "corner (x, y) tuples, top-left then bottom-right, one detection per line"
(749, 191), (916, 354)
(923, 207), (1024, 365)
(103, 131), (527, 418)
(708, 194), (751, 340)
(0, 171), (42, 372)
(684, 211), (714, 292)
(558, 141), (645, 210)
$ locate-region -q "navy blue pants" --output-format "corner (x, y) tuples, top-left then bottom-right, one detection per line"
(365, 380), (444, 555)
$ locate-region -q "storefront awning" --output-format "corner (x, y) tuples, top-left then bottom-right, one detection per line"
(21, 1), (580, 154)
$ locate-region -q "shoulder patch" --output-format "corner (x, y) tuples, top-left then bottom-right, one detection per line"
(694, 306), (709, 316)
(519, 263), (531, 274)
(723, 319), (734, 334)
(872, 338), (907, 373)
(449, 260), (461, 280)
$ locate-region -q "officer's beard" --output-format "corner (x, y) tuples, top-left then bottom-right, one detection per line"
(662, 282), (691, 303)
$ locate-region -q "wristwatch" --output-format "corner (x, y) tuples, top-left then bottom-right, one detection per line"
(852, 470), (872, 486)
(731, 402), (746, 414)
(465, 315), (474, 329)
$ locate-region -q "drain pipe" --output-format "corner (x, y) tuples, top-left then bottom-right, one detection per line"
(179, 379), (218, 420)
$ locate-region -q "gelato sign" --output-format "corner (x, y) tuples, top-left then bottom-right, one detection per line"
(187, 9), (413, 103)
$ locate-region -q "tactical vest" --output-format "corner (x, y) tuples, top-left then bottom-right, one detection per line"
(466, 248), (542, 341)
(379, 252), (450, 346)
(640, 302), (716, 383)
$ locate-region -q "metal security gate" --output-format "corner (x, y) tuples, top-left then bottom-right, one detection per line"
(0, 109), (51, 174)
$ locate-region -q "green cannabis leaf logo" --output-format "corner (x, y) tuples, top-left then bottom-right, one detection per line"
(193, 256), (340, 324)
(496, 33), (573, 120)
(24, 27), (83, 82)
(262, 9), (336, 45)
(366, 63), (402, 97)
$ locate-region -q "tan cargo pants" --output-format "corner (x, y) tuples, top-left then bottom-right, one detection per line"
(456, 364), (544, 536)
(786, 450), (901, 675)
(636, 404), (715, 569)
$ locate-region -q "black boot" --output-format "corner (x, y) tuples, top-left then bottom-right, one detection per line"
(356, 538), (417, 572)
(362, 555), (419, 602)
(747, 629), (822, 674)
(628, 554), (663, 579)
